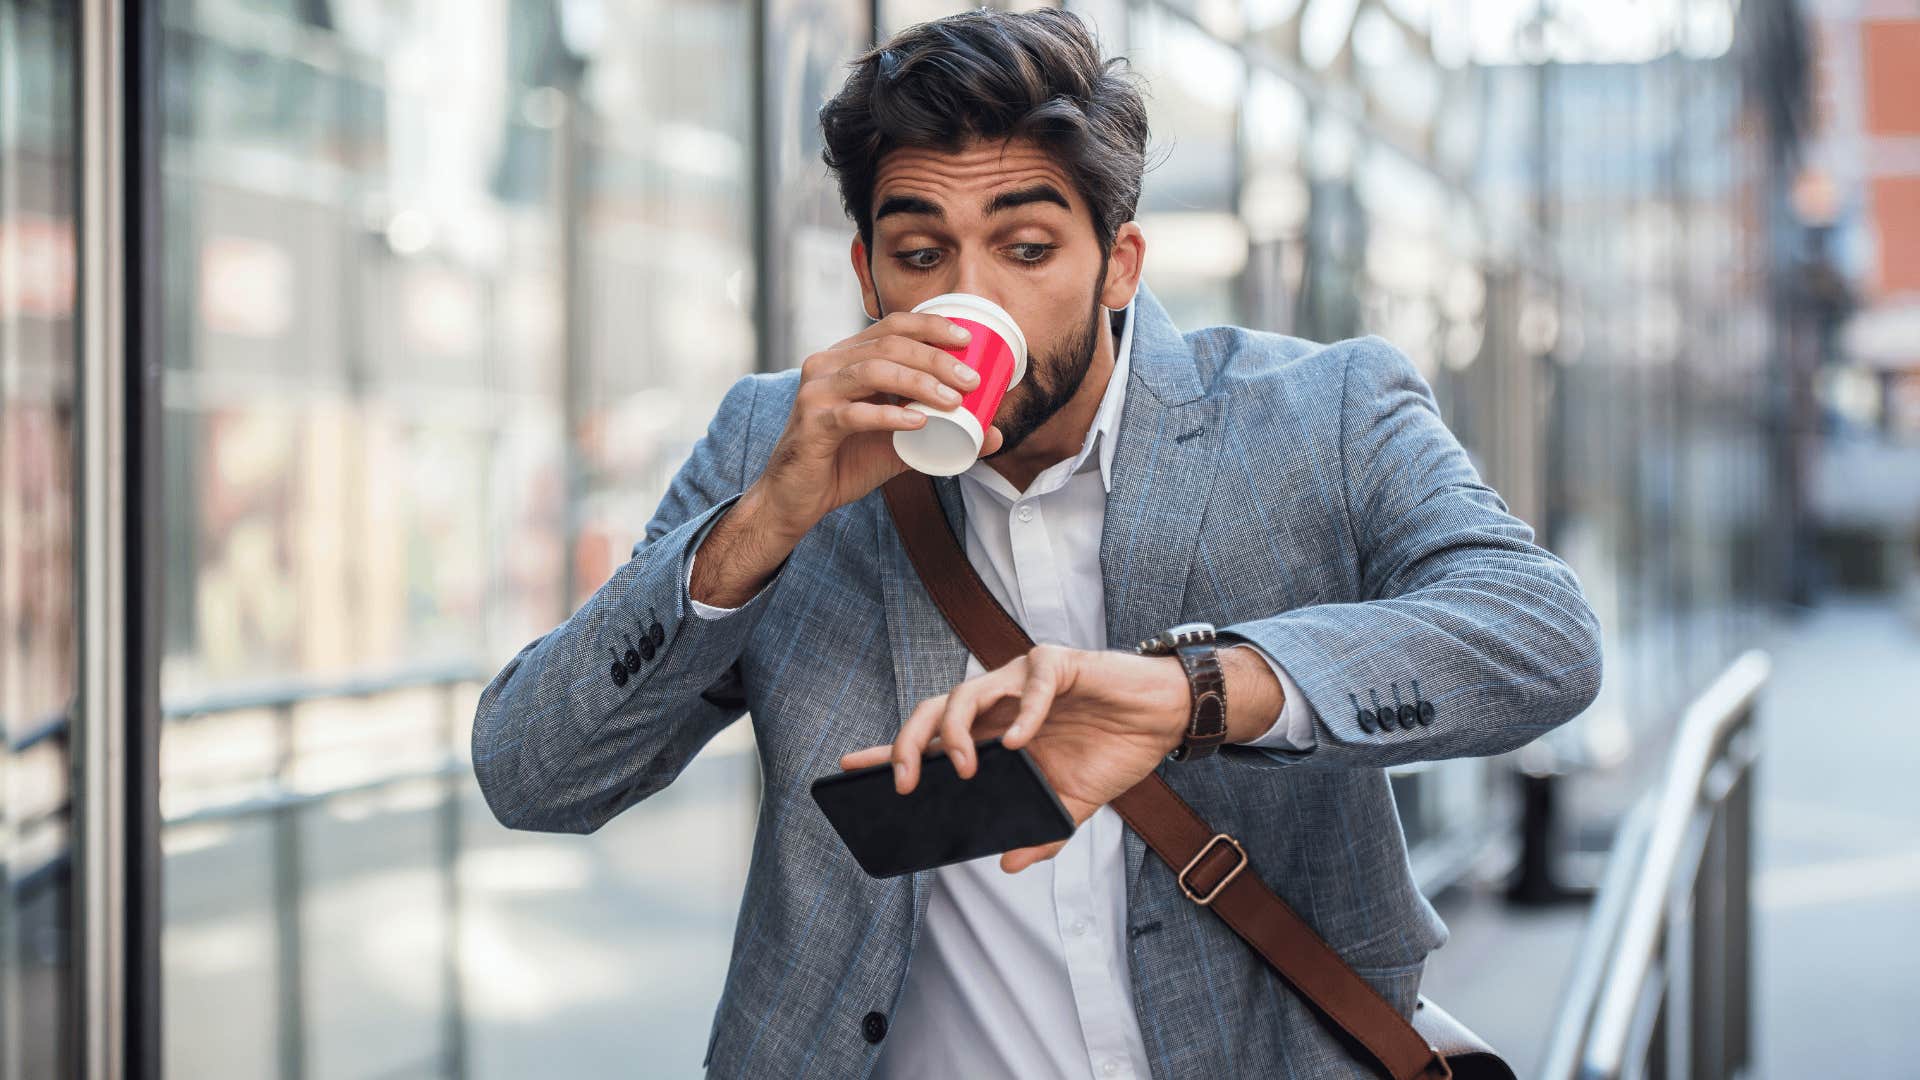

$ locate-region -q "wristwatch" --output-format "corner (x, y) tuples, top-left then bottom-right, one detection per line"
(1135, 621), (1227, 762)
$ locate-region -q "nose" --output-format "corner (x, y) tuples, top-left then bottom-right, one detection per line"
(950, 250), (995, 303)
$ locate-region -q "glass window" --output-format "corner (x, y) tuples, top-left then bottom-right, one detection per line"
(762, 0), (872, 372)
(1238, 71), (1310, 331)
(157, 0), (766, 1075)
(1131, 2), (1248, 328)
(0, 2), (79, 1076)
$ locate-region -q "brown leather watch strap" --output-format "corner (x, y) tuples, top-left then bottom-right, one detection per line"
(880, 471), (1453, 1080)
(1169, 643), (1228, 761)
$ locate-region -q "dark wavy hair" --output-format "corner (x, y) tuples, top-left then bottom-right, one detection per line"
(818, 8), (1151, 254)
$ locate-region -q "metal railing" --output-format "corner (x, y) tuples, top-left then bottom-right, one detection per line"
(1542, 649), (1771, 1080)
(162, 662), (491, 1080)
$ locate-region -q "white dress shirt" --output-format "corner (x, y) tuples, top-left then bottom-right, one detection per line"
(683, 295), (1318, 1078)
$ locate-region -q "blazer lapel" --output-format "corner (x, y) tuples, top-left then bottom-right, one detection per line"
(1096, 285), (1230, 897)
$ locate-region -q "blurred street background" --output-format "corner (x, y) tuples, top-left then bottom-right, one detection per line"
(3, 0), (1917, 1077)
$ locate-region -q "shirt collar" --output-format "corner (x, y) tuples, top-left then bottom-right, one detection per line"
(1091, 294), (1135, 493)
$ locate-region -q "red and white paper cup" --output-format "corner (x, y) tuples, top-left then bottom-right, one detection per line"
(893, 293), (1028, 476)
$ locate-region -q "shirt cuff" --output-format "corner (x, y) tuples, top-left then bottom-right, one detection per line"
(684, 507), (763, 619)
(1225, 643), (1318, 751)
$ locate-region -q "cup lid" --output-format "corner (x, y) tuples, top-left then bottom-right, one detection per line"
(910, 292), (1028, 386)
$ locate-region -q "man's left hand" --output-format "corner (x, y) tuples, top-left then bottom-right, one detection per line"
(836, 644), (1191, 874)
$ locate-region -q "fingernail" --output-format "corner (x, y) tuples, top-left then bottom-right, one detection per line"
(938, 385), (961, 404)
(955, 364), (979, 385)
(948, 322), (971, 341)
(893, 762), (906, 788)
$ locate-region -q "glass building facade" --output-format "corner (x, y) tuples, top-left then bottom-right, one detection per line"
(1, 0), (1805, 1076)
(2, 3), (79, 1075)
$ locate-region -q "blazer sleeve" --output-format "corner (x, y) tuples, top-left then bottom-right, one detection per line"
(1215, 335), (1603, 770)
(470, 372), (790, 831)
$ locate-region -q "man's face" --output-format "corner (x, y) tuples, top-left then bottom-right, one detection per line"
(852, 136), (1136, 457)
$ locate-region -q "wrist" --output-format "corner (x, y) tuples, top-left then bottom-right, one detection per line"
(738, 481), (812, 547)
(690, 485), (802, 608)
(1150, 655), (1194, 756)
(1218, 643), (1286, 743)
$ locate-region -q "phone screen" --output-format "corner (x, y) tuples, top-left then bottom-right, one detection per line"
(810, 736), (1076, 878)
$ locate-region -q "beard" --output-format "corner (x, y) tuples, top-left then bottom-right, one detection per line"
(983, 265), (1107, 459)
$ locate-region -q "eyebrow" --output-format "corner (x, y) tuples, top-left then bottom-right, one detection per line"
(873, 182), (1072, 226)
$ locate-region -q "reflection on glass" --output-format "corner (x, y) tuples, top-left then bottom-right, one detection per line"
(0, 2), (78, 1076)
(1132, 2), (1246, 327)
(159, 0), (763, 1075)
(763, 0), (870, 370)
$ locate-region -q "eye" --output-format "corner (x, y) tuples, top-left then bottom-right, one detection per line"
(893, 248), (942, 272)
(887, 243), (1059, 272)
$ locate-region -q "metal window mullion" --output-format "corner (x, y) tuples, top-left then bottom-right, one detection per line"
(76, 4), (131, 1080)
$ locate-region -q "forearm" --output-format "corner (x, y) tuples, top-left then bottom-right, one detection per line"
(473, 490), (778, 832)
(689, 482), (805, 608)
(1218, 544), (1602, 769)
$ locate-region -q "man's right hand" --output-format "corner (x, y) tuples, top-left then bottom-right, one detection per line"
(748, 311), (1007, 540)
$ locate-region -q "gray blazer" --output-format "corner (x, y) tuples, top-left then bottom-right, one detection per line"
(470, 282), (1603, 1078)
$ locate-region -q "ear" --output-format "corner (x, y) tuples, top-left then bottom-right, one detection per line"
(850, 233), (881, 321)
(1100, 221), (1146, 310)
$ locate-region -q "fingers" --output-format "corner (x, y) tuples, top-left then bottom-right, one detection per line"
(1000, 648), (1063, 751)
(838, 744), (891, 770)
(1001, 838), (1070, 874)
(834, 311), (973, 352)
(889, 692), (949, 794)
(840, 734), (953, 774)
(834, 352), (969, 413)
(819, 399), (930, 439)
(851, 649), (1061, 795)
(806, 324), (983, 412)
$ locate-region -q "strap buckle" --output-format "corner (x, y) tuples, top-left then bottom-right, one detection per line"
(1177, 832), (1248, 906)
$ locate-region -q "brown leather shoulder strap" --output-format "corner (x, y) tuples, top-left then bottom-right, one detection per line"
(880, 471), (1453, 1080)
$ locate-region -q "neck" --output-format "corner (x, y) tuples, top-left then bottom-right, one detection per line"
(987, 310), (1116, 493)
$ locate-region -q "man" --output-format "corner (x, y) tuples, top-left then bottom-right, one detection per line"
(471, 9), (1602, 1079)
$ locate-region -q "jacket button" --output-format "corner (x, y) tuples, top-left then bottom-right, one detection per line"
(648, 620), (665, 648)
(861, 1010), (888, 1044)
(1355, 708), (1376, 733)
(609, 660), (629, 687)
(622, 647), (641, 670)
(638, 637), (656, 661)
(1397, 703), (1418, 729)
(1417, 700), (1435, 725)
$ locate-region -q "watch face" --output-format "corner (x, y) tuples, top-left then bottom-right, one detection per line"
(1139, 621), (1217, 656)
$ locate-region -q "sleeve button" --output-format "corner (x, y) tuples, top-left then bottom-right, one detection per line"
(1397, 703), (1418, 729)
(609, 660), (629, 687)
(1417, 700), (1435, 725)
(1355, 708), (1376, 733)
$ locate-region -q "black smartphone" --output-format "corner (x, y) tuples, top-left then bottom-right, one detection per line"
(810, 736), (1076, 878)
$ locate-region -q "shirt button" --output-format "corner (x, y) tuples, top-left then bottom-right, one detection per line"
(1069, 917), (1089, 936)
(1017, 505), (1034, 522)
(1102, 1059), (1121, 1076)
